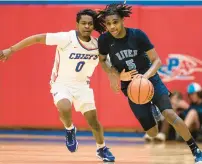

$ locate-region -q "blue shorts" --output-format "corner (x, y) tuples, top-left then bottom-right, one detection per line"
(121, 74), (172, 131)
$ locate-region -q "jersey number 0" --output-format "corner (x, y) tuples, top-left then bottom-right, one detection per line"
(75, 61), (85, 72)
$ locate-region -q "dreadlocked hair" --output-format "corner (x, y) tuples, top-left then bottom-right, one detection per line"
(97, 3), (132, 33)
(76, 9), (105, 34)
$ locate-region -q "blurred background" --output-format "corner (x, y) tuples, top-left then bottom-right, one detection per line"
(0, 0), (202, 143)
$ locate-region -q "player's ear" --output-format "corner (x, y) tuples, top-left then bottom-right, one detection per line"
(121, 18), (125, 24)
(76, 23), (79, 30)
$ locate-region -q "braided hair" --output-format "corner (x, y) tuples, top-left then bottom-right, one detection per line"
(97, 3), (132, 33)
(76, 9), (105, 34)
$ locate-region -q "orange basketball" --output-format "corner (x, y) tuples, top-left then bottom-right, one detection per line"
(127, 77), (154, 104)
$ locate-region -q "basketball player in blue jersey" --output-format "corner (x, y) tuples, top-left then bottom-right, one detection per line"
(97, 3), (202, 163)
(0, 9), (115, 162)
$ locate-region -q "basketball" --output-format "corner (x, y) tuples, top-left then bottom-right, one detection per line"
(127, 77), (154, 104)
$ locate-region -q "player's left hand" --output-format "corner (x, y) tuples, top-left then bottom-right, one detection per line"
(120, 69), (138, 81)
(0, 48), (13, 62)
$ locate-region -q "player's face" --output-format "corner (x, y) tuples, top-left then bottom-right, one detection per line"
(105, 14), (124, 38)
(77, 15), (94, 38)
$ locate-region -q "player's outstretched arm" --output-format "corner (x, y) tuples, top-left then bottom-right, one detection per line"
(0, 34), (46, 62)
(144, 48), (162, 79)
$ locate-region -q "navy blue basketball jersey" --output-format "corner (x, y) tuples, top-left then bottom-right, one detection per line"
(98, 28), (154, 74)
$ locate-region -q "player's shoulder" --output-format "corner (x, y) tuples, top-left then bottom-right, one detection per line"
(47, 31), (73, 42)
(55, 30), (72, 36)
(128, 28), (149, 42)
(99, 32), (111, 39)
(66, 30), (77, 38)
(98, 32), (111, 45)
(128, 28), (145, 36)
(65, 30), (81, 43)
(56, 30), (77, 38)
(68, 30), (98, 45)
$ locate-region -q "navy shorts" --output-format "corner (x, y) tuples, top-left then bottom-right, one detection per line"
(121, 74), (172, 131)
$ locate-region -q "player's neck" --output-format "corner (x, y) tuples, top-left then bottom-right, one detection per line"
(77, 33), (91, 42)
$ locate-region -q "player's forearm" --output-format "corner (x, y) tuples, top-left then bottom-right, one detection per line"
(9, 34), (46, 53)
(99, 60), (111, 73)
(111, 66), (120, 77)
(99, 60), (119, 77)
(144, 58), (162, 79)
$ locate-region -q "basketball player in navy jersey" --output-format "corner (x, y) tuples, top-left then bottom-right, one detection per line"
(97, 3), (202, 163)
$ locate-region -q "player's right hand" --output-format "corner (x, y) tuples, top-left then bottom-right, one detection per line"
(0, 48), (13, 62)
(120, 69), (138, 81)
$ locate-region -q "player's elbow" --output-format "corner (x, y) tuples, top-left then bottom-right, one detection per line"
(99, 60), (105, 66)
(33, 34), (46, 44)
(151, 57), (162, 69)
(99, 57), (107, 65)
(157, 58), (162, 67)
(154, 57), (162, 69)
